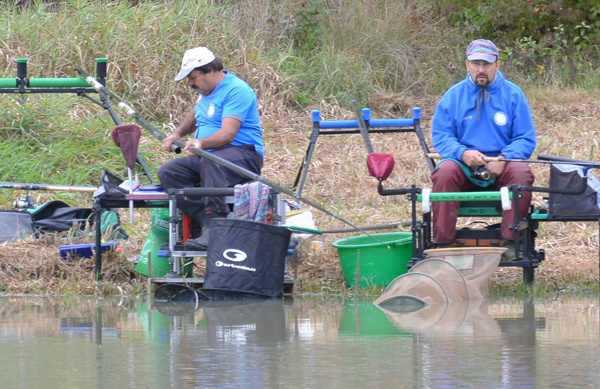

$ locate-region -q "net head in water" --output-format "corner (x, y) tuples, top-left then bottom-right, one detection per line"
(377, 295), (427, 314)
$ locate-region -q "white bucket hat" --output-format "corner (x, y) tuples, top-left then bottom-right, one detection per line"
(174, 47), (216, 82)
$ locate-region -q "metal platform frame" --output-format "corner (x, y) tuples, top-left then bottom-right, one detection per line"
(309, 108), (596, 285)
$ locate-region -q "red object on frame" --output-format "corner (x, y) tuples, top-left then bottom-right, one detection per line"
(367, 153), (395, 181)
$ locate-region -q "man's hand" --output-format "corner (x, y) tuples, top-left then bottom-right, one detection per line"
(162, 133), (182, 152)
(461, 149), (487, 168)
(486, 157), (506, 178)
(184, 138), (203, 156)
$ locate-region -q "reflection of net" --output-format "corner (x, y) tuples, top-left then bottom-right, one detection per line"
(423, 247), (505, 298)
(383, 298), (502, 335)
(374, 249), (505, 334)
(374, 259), (470, 315)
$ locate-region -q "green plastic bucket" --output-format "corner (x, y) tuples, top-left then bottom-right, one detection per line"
(332, 232), (413, 288)
(134, 208), (193, 278)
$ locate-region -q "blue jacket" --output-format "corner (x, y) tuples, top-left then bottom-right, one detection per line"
(431, 71), (536, 160)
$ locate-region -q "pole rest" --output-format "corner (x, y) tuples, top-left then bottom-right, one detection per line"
(0, 57), (108, 94)
(311, 107), (422, 130)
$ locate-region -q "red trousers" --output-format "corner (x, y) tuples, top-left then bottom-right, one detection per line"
(431, 160), (534, 243)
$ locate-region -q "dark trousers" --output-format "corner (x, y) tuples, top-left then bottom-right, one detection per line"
(157, 145), (263, 224)
(431, 160), (534, 243)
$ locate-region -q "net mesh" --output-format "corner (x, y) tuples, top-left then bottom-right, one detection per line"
(423, 247), (505, 298)
(374, 247), (504, 325)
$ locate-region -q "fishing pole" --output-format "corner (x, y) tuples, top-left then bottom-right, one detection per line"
(349, 92), (374, 155)
(0, 182), (97, 193)
(76, 66), (387, 243)
(75, 66), (181, 154)
(485, 156), (599, 167)
(427, 152), (599, 167)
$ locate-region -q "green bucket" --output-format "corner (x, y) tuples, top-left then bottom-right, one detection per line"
(332, 232), (413, 288)
(134, 208), (193, 278)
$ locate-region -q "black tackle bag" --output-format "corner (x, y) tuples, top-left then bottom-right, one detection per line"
(203, 219), (292, 298)
(548, 164), (600, 221)
(29, 200), (128, 239)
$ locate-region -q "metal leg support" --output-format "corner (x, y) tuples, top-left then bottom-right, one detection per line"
(167, 194), (181, 277)
(93, 199), (103, 281)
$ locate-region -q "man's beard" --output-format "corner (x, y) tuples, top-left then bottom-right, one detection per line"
(475, 73), (491, 87)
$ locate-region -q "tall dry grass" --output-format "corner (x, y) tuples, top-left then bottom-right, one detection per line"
(0, 1), (597, 294)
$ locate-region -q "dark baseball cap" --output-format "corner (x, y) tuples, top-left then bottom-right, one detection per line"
(466, 39), (499, 63)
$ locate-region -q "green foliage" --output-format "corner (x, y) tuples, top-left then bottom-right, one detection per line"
(440, 0), (600, 46)
(439, 0), (600, 85)
(288, 0), (329, 55)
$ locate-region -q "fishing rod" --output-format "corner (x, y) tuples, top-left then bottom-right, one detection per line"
(349, 92), (374, 155)
(427, 152), (599, 167)
(75, 66), (182, 155)
(322, 221), (412, 234)
(486, 155), (599, 167)
(76, 66), (386, 243)
(0, 182), (97, 193)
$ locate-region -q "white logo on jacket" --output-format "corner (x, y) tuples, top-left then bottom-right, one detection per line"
(494, 112), (508, 126)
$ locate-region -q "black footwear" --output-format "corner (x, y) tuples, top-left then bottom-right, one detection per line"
(190, 220), (203, 239)
(184, 212), (226, 251)
(501, 239), (517, 261)
(184, 231), (209, 251)
(433, 242), (454, 249)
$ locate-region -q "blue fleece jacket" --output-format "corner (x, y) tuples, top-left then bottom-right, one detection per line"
(431, 71), (536, 160)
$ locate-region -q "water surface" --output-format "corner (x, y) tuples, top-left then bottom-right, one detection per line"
(0, 294), (597, 388)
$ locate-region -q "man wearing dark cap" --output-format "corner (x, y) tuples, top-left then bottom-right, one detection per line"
(158, 46), (264, 250)
(430, 39), (537, 260)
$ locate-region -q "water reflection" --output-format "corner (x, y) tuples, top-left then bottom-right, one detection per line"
(153, 298), (290, 345)
(343, 298), (547, 387)
(0, 294), (597, 388)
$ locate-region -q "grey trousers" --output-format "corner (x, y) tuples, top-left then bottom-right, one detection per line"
(157, 145), (263, 224)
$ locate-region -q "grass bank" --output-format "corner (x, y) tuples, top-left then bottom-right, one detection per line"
(0, 1), (598, 295)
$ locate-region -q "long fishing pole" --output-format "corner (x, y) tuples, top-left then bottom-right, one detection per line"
(75, 66), (181, 154)
(76, 66), (385, 242)
(349, 92), (374, 155)
(0, 182), (97, 193)
(427, 152), (599, 167)
(485, 156), (599, 167)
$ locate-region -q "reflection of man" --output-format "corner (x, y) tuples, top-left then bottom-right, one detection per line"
(430, 39), (536, 260)
(158, 47), (264, 250)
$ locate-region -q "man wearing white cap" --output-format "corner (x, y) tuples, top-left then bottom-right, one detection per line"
(158, 47), (264, 251)
(430, 39), (537, 260)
